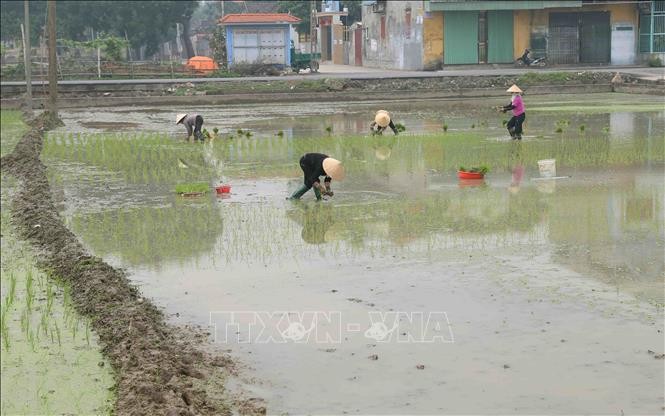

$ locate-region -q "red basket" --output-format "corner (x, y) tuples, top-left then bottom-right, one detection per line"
(215, 184), (231, 194)
(458, 171), (485, 180)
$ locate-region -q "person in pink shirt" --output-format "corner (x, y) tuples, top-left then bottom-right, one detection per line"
(501, 84), (526, 140)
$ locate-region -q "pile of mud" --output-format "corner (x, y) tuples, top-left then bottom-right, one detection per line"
(0, 111), (265, 415)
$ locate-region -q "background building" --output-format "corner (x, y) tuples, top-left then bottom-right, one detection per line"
(360, 0), (658, 70)
(219, 13), (301, 68)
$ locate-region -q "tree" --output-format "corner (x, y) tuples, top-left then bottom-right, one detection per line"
(341, 0), (362, 25)
(46, 0), (57, 117)
(23, 0), (32, 115)
(209, 26), (227, 66)
(277, 1), (316, 34)
(178, 1), (198, 58)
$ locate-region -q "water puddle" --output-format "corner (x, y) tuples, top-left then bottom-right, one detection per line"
(44, 94), (665, 414)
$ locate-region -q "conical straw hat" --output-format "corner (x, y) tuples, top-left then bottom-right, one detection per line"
(175, 113), (187, 124)
(322, 157), (345, 181)
(506, 84), (522, 93)
(374, 110), (391, 128)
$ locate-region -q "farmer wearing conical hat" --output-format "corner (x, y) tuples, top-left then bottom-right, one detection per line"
(176, 113), (205, 141)
(370, 110), (399, 136)
(501, 85), (526, 140)
(288, 153), (345, 200)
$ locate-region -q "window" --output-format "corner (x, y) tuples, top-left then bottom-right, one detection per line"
(405, 7), (412, 39)
(639, 0), (665, 53)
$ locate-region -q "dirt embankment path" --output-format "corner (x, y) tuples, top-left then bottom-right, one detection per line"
(3, 71), (662, 109)
(0, 113), (265, 415)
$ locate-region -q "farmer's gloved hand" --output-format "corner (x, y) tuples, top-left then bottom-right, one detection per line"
(325, 190), (334, 197)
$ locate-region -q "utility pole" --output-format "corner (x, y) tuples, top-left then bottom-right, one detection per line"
(46, 0), (57, 117)
(22, 0), (33, 116)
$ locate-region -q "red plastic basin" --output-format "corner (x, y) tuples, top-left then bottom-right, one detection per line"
(215, 184), (231, 194)
(458, 171), (485, 180)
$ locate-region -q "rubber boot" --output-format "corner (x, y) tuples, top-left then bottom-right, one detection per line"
(508, 127), (516, 140)
(313, 186), (322, 201)
(288, 184), (310, 200)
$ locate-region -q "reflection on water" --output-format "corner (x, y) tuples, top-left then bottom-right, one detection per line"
(44, 96), (665, 413)
(43, 108), (665, 303)
(67, 164), (663, 303)
(54, 93), (665, 140)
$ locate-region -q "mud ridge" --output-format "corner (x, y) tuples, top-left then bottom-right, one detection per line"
(0, 111), (266, 415)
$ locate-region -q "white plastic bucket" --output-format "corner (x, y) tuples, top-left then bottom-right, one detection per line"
(537, 159), (556, 178)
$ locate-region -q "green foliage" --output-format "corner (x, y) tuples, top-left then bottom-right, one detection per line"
(61, 34), (128, 61)
(517, 72), (569, 84)
(0, 0), (198, 58)
(394, 123), (406, 132)
(459, 165), (490, 174)
(209, 25), (227, 66)
(277, 1), (315, 34)
(647, 55), (663, 67)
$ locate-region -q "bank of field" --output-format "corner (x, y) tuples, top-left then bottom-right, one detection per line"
(0, 110), (115, 415)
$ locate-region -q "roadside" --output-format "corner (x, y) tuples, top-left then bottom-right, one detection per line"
(2, 64), (664, 86)
(4, 69), (663, 109)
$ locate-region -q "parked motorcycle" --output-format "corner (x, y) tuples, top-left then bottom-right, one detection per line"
(515, 49), (547, 67)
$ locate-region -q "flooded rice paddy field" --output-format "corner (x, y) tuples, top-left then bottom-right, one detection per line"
(46, 94), (664, 414)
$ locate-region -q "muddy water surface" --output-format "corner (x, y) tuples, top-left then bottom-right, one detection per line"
(47, 94), (665, 414)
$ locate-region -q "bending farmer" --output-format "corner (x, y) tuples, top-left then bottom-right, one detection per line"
(370, 110), (399, 135)
(176, 113), (205, 141)
(501, 85), (526, 140)
(288, 153), (345, 200)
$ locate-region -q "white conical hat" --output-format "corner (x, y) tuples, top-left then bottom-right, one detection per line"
(322, 157), (345, 181)
(374, 110), (391, 128)
(176, 113), (187, 124)
(506, 84), (523, 93)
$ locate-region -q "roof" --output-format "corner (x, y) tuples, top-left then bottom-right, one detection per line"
(218, 13), (301, 25)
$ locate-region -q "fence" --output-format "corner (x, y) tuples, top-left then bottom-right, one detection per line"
(0, 59), (224, 81)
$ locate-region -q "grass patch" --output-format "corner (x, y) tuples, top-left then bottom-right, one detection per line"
(0, 173), (115, 414)
(1, 110), (29, 157)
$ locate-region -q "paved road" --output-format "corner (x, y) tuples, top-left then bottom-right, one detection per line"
(2, 64), (663, 86)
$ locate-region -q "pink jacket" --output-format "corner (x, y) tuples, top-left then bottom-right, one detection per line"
(511, 95), (525, 116)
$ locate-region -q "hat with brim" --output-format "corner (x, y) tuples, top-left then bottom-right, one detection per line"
(176, 113), (187, 124)
(506, 85), (523, 94)
(322, 157), (345, 181)
(374, 110), (391, 128)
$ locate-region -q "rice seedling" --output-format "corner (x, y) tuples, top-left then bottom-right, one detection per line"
(54, 321), (61, 347)
(277, 130), (284, 137)
(85, 320), (91, 346)
(0, 307), (9, 350)
(8, 271), (16, 306)
(579, 124), (586, 132)
(25, 267), (34, 311)
(394, 123), (406, 132)
(443, 124), (448, 132)
(175, 182), (209, 195)
(325, 126), (332, 134)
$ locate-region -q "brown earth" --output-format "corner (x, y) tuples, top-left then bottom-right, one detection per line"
(0, 111), (266, 415)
